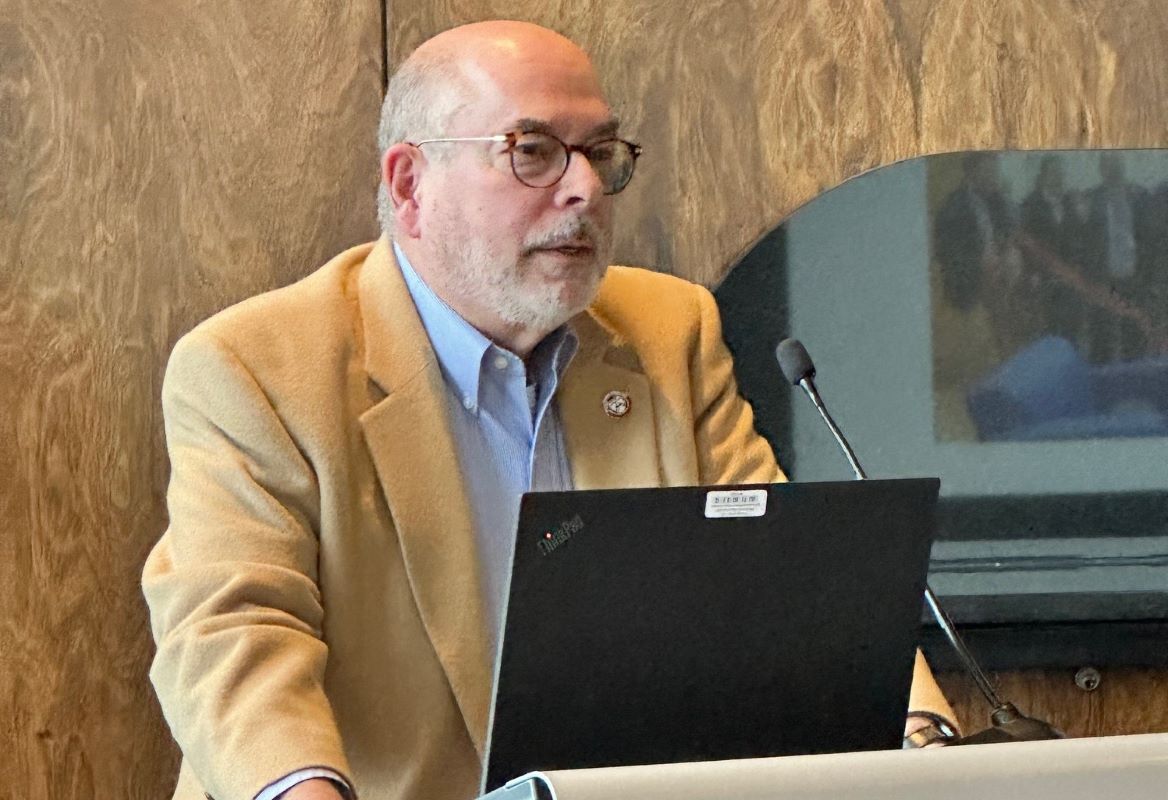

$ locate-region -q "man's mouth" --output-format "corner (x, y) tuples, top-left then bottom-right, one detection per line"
(533, 242), (595, 257)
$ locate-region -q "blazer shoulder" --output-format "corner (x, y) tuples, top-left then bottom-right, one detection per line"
(175, 242), (375, 368)
(591, 265), (709, 334)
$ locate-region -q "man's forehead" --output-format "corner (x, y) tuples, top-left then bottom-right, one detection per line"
(449, 73), (615, 138)
(507, 116), (621, 138)
(443, 38), (611, 127)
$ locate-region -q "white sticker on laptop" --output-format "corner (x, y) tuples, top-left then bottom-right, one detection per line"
(704, 489), (768, 518)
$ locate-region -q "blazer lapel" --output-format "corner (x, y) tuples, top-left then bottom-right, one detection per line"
(356, 239), (491, 754)
(560, 310), (662, 490)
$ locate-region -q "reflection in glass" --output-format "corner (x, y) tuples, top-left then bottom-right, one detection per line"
(929, 151), (1168, 443)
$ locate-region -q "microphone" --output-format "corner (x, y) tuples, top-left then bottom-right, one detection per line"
(775, 337), (1061, 746)
(775, 340), (866, 480)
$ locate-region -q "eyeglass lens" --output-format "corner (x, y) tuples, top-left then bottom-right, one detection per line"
(509, 133), (637, 194)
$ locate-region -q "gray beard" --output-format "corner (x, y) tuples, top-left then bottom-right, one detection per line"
(442, 219), (612, 334)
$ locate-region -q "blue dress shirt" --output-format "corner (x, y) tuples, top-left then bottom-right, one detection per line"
(393, 242), (578, 655)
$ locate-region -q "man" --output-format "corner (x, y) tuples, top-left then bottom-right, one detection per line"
(934, 152), (1016, 315)
(1019, 155), (1088, 344)
(1084, 153), (1153, 361)
(143, 21), (956, 800)
(934, 151), (1029, 365)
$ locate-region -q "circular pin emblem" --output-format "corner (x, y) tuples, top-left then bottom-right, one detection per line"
(603, 390), (630, 418)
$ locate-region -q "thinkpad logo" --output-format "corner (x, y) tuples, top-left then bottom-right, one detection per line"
(538, 514), (584, 555)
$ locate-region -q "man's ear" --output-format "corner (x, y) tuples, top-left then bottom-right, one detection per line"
(383, 143), (425, 238)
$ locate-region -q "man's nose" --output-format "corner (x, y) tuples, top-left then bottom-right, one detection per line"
(553, 151), (605, 208)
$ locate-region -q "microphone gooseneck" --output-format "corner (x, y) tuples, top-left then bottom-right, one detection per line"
(775, 337), (1061, 744)
(777, 340), (867, 481)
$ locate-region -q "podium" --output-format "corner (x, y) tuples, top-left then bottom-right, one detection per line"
(478, 733), (1168, 800)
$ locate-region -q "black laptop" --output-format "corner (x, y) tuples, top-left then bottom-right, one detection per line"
(481, 478), (940, 793)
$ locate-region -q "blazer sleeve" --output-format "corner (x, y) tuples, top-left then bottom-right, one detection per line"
(687, 281), (787, 485)
(687, 282), (959, 731)
(907, 650), (960, 732)
(142, 329), (352, 800)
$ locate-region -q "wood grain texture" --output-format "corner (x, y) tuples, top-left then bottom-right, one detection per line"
(389, 0), (1168, 286)
(390, 0), (1168, 739)
(0, 1), (383, 797)
(938, 667), (1168, 739)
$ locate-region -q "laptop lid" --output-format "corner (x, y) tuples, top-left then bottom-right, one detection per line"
(482, 478), (939, 793)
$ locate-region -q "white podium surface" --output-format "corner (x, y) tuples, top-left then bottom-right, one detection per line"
(503, 733), (1168, 800)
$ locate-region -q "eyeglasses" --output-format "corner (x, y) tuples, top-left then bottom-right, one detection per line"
(411, 131), (643, 195)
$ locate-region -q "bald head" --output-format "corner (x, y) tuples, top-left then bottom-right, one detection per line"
(413, 21), (595, 77)
(377, 22), (609, 231)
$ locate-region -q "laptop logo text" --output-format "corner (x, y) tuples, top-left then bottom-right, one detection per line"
(538, 514), (585, 556)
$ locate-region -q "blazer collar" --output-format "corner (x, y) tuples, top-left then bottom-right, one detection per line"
(356, 238), (492, 754)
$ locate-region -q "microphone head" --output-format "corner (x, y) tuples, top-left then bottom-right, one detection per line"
(775, 338), (816, 385)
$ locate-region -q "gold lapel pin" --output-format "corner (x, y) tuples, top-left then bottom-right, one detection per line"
(602, 390), (631, 418)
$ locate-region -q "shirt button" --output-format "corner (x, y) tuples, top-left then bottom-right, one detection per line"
(463, 396), (475, 411)
(492, 354), (509, 371)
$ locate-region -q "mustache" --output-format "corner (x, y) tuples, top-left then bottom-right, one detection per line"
(522, 218), (604, 253)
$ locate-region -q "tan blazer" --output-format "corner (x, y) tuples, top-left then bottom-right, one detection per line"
(143, 238), (953, 800)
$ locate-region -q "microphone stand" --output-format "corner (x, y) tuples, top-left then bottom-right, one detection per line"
(784, 342), (1061, 745)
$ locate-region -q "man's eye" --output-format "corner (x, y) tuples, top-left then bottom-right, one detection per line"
(513, 138), (557, 160)
(588, 147), (616, 163)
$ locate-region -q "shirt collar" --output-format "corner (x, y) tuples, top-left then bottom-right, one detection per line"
(392, 241), (577, 411)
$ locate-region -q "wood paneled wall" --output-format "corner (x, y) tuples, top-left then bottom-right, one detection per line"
(0, 1), (383, 796)
(4, 1), (1168, 796)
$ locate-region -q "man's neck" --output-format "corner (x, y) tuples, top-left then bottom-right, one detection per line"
(394, 238), (552, 361)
